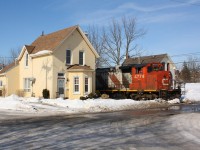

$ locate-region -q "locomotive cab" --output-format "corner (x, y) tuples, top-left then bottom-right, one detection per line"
(129, 63), (172, 91)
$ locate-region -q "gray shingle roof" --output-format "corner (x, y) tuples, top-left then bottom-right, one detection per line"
(122, 54), (168, 66)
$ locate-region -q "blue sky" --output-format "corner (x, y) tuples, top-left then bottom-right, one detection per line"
(0, 0), (200, 65)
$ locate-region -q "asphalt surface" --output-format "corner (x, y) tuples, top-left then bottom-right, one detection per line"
(0, 103), (199, 150)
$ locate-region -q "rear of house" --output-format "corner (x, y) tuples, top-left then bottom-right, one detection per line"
(0, 62), (19, 97)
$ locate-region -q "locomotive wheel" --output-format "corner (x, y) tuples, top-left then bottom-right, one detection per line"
(146, 94), (153, 100)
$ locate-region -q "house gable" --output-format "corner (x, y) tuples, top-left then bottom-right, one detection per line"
(52, 26), (99, 58)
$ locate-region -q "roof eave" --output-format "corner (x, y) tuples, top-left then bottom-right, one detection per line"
(51, 25), (78, 53)
(77, 26), (100, 58)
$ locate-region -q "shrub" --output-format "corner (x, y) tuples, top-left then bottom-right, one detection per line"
(88, 93), (94, 99)
(80, 96), (87, 100)
(94, 91), (101, 98)
(17, 89), (25, 97)
(101, 94), (109, 99)
(43, 89), (50, 99)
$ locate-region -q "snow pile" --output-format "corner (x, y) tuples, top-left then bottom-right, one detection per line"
(41, 98), (161, 113)
(0, 95), (36, 112)
(0, 95), (166, 115)
(0, 83), (199, 116)
(184, 83), (200, 102)
(168, 98), (180, 104)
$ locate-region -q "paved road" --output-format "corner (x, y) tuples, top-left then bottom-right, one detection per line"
(0, 104), (200, 150)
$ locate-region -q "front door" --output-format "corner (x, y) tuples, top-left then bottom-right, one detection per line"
(57, 78), (65, 98)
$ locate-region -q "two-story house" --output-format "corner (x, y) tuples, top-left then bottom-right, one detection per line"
(0, 25), (99, 99)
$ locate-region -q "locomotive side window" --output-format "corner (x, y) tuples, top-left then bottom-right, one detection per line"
(153, 64), (159, 71)
(147, 66), (152, 73)
(136, 67), (143, 74)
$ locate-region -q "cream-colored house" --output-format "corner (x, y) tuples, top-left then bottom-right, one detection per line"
(0, 25), (99, 99)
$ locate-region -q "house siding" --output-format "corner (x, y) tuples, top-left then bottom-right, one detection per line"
(32, 55), (53, 98)
(0, 64), (19, 97)
(6, 65), (19, 96)
(53, 29), (96, 99)
(1, 26), (98, 99)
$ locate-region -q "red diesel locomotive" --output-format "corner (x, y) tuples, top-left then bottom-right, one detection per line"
(96, 62), (181, 100)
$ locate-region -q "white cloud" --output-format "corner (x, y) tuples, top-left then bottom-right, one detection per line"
(118, 2), (185, 12)
(48, 0), (199, 26)
(138, 12), (188, 24)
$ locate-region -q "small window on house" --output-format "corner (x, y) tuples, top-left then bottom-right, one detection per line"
(79, 51), (84, 65)
(85, 77), (89, 93)
(74, 77), (79, 93)
(24, 78), (31, 92)
(58, 73), (64, 77)
(66, 50), (71, 65)
(25, 52), (29, 67)
(0, 81), (2, 87)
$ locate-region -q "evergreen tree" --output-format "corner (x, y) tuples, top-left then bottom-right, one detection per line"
(180, 61), (191, 83)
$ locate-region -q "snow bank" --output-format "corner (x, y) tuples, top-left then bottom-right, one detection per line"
(0, 83), (199, 116)
(0, 95), (167, 115)
(184, 83), (200, 101)
(0, 95), (36, 112)
(41, 98), (163, 113)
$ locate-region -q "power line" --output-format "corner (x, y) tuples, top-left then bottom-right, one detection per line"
(170, 52), (200, 57)
(174, 60), (200, 64)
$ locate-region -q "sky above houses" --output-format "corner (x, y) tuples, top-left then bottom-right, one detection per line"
(0, 0), (200, 67)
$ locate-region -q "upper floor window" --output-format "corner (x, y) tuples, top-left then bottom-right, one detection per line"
(0, 80), (2, 87)
(79, 51), (84, 65)
(25, 52), (29, 67)
(66, 50), (71, 65)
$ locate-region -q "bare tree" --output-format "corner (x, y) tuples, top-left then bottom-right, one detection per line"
(180, 61), (191, 83)
(122, 16), (145, 58)
(87, 25), (107, 68)
(87, 16), (145, 67)
(0, 47), (21, 66)
(187, 56), (200, 82)
(9, 47), (21, 63)
(103, 19), (123, 65)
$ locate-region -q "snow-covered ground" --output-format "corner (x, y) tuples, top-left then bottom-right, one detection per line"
(184, 83), (200, 102)
(0, 83), (199, 117)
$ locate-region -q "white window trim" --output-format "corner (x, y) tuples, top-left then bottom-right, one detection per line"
(79, 50), (85, 66)
(84, 76), (90, 94)
(73, 76), (80, 94)
(24, 51), (29, 68)
(24, 78), (31, 92)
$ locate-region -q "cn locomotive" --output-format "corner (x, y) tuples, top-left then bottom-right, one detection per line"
(96, 62), (181, 100)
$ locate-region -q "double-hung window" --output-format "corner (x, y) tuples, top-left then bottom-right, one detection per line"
(85, 77), (89, 93)
(25, 52), (29, 67)
(24, 78), (31, 92)
(79, 51), (84, 65)
(74, 77), (80, 94)
(66, 50), (71, 65)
